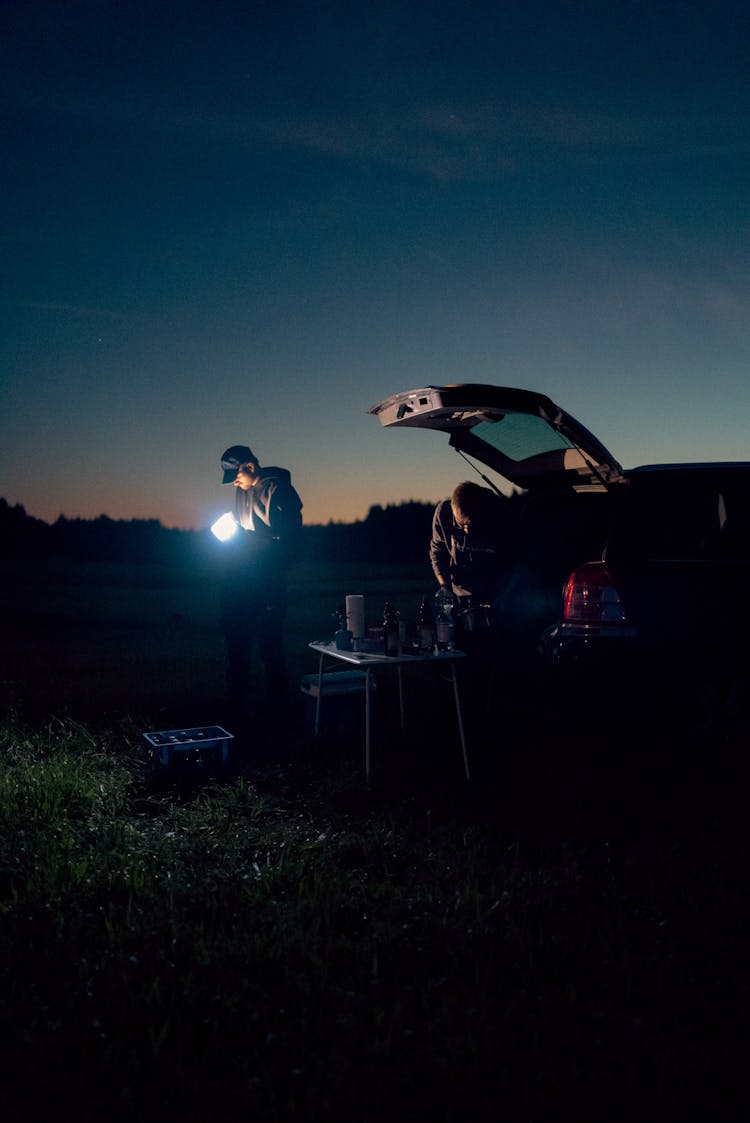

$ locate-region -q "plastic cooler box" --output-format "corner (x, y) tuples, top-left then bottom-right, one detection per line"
(142, 725), (235, 782)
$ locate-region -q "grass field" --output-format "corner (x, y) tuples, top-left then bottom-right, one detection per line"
(0, 557), (436, 723)
(1, 558), (748, 1120)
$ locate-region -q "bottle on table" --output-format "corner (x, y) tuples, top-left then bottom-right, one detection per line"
(417, 595), (435, 654)
(383, 601), (400, 656)
(334, 603), (353, 651)
(434, 587), (455, 653)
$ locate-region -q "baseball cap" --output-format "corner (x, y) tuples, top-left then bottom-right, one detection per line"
(220, 445), (255, 484)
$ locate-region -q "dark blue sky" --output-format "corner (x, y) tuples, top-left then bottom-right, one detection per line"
(2, 0), (748, 528)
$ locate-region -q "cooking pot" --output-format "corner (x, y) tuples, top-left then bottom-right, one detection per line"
(455, 598), (493, 633)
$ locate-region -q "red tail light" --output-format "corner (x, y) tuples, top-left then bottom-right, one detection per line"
(562, 563), (627, 624)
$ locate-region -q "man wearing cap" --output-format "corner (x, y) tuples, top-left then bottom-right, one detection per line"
(218, 445), (303, 737)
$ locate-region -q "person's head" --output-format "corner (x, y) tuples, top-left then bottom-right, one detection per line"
(221, 445), (260, 489)
(450, 482), (497, 534)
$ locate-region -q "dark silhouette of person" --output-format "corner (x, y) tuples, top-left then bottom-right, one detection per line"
(430, 481), (517, 633)
(430, 481), (518, 725)
(218, 445), (303, 740)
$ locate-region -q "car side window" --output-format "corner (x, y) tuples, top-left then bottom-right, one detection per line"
(609, 482), (750, 562)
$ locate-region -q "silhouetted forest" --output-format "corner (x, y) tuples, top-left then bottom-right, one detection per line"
(0, 498), (437, 565)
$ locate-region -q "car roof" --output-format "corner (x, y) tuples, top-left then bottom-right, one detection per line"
(627, 462), (750, 475)
(369, 384), (625, 493)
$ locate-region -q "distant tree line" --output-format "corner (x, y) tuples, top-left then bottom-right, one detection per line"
(303, 502), (436, 564)
(0, 498), (437, 566)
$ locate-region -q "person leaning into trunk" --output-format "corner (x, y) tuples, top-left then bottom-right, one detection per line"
(430, 480), (517, 632)
(430, 480), (518, 726)
(218, 444), (303, 737)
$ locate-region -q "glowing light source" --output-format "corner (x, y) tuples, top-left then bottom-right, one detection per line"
(211, 512), (238, 541)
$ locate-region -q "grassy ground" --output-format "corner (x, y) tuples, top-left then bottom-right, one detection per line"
(0, 559), (748, 1120)
(0, 557), (432, 723)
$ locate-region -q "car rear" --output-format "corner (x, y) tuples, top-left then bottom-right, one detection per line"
(369, 386), (750, 739)
(545, 464), (750, 738)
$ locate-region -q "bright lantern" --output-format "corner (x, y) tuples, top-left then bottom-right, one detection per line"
(211, 512), (238, 541)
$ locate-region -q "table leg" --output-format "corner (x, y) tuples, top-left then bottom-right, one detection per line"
(314, 654), (325, 737)
(450, 662), (470, 782)
(397, 666), (405, 729)
(365, 667), (372, 781)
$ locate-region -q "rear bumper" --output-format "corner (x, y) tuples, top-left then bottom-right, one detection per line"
(540, 622), (638, 667)
(539, 623), (749, 733)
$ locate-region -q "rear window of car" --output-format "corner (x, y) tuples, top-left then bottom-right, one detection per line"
(472, 412), (573, 459)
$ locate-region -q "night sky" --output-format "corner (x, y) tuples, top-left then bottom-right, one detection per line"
(2, 1), (748, 530)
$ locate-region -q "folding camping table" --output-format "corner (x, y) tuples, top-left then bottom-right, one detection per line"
(308, 641), (470, 782)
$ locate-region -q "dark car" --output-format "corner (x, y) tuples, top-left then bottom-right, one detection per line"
(369, 385), (750, 741)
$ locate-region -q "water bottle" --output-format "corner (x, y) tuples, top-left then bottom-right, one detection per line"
(417, 595), (435, 654)
(434, 587), (455, 653)
(383, 601), (400, 656)
(333, 604), (353, 650)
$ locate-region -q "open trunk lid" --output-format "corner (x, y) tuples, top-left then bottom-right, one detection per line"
(369, 384), (625, 493)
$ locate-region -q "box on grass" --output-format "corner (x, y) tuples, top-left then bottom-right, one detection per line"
(300, 671), (374, 740)
(142, 725), (235, 785)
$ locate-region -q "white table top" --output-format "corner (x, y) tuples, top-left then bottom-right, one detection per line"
(309, 640), (466, 667)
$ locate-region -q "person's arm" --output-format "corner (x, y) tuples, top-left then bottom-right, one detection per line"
(429, 500), (452, 587)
